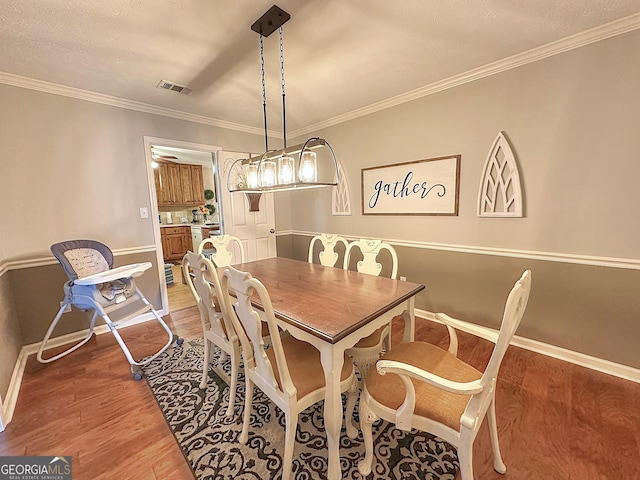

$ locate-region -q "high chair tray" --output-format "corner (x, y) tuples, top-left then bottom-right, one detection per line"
(75, 262), (152, 285)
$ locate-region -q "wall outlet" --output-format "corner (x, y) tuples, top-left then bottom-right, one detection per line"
(400, 276), (407, 281)
(60, 301), (71, 313)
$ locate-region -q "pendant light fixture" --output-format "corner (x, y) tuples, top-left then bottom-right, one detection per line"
(227, 5), (339, 194)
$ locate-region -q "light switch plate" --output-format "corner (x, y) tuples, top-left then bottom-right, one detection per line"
(139, 207), (149, 218)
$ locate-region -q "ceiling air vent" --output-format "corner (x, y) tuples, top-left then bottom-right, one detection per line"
(157, 80), (192, 95)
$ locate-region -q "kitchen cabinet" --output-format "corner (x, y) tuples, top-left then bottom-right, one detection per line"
(201, 225), (220, 238)
(160, 226), (193, 262)
(155, 163), (181, 205)
(155, 162), (205, 206)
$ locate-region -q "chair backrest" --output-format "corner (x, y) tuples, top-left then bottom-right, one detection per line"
(220, 266), (296, 397)
(198, 235), (245, 267)
(461, 270), (532, 429)
(308, 233), (349, 267)
(343, 238), (398, 279)
(481, 270), (532, 386)
(182, 251), (236, 343)
(51, 240), (114, 280)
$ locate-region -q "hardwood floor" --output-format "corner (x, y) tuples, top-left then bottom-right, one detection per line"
(1, 311), (639, 479)
(167, 264), (196, 312)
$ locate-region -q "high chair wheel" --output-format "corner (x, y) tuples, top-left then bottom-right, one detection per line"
(131, 366), (143, 381)
(176, 337), (184, 346)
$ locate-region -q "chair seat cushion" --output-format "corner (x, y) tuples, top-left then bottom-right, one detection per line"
(365, 341), (482, 431)
(266, 336), (354, 398)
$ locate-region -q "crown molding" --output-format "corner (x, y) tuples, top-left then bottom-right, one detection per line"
(0, 71), (278, 138)
(290, 13), (640, 137)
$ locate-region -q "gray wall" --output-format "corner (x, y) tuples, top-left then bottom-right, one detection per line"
(0, 271), (21, 402)
(287, 233), (640, 368)
(281, 30), (640, 368)
(10, 251), (161, 346)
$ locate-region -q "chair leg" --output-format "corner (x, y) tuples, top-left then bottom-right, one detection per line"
(488, 397), (507, 474)
(37, 303), (97, 363)
(282, 410), (298, 480)
(457, 429), (474, 480)
(345, 377), (359, 439)
(357, 400), (378, 476)
(225, 345), (240, 418)
(240, 378), (253, 444)
(200, 340), (211, 389)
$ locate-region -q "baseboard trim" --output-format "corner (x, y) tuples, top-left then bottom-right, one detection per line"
(417, 308), (640, 384)
(2, 310), (164, 426)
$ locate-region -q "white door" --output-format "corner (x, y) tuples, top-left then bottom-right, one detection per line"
(217, 151), (277, 262)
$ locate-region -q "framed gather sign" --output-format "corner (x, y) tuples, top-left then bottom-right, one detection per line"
(361, 155), (460, 215)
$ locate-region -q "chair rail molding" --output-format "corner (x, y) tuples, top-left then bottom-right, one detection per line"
(0, 245), (157, 272)
(289, 230), (640, 270)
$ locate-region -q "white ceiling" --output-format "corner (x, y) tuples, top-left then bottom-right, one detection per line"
(2, 1), (640, 136)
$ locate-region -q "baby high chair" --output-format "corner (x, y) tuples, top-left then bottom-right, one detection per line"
(37, 239), (178, 379)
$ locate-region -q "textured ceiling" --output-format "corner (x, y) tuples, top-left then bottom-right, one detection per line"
(2, 1), (640, 135)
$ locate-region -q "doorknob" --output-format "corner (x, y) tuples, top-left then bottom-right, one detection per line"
(269, 229), (275, 234)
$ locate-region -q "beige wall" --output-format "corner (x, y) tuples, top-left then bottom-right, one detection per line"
(280, 30), (640, 368)
(286, 29), (640, 259)
(0, 83), (266, 402)
(0, 83), (265, 261)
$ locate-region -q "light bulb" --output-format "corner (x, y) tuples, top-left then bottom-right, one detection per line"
(244, 163), (259, 188)
(278, 155), (295, 184)
(260, 159), (276, 187)
(298, 151), (317, 183)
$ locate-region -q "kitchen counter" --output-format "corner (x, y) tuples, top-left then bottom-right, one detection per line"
(159, 223), (220, 229)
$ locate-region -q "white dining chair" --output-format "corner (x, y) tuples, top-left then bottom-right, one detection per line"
(307, 233), (348, 267)
(198, 234), (245, 267)
(343, 238), (399, 376)
(358, 270), (532, 480)
(182, 251), (241, 417)
(219, 265), (358, 480)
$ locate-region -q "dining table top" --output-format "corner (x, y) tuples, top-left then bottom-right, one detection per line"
(219, 256), (425, 344)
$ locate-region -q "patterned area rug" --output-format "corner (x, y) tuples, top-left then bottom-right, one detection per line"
(144, 339), (459, 479)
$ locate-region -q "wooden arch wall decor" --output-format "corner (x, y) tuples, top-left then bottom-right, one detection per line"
(477, 132), (523, 217)
(332, 158), (351, 216)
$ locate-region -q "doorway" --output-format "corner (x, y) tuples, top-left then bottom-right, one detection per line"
(143, 137), (222, 314)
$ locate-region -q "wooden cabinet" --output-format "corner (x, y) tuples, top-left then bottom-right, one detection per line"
(155, 162), (205, 206)
(190, 165), (206, 204)
(201, 225), (220, 238)
(160, 226), (193, 262)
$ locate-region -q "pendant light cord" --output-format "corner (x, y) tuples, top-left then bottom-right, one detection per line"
(260, 34), (268, 152)
(280, 26), (287, 149)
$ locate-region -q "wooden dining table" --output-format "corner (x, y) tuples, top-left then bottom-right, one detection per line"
(220, 256), (425, 480)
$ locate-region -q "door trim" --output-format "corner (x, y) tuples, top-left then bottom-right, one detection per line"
(143, 136), (222, 313)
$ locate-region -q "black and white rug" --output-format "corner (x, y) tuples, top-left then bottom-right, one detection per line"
(144, 339), (459, 480)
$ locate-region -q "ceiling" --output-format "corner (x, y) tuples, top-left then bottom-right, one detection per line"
(2, 1), (640, 137)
